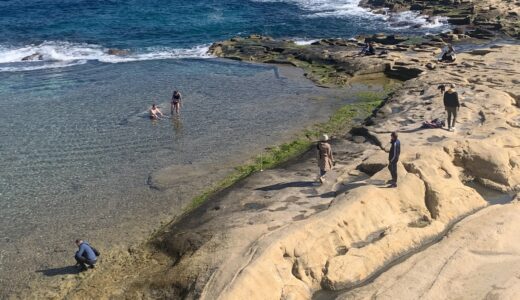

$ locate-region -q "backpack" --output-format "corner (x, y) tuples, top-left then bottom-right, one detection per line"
(91, 246), (101, 256)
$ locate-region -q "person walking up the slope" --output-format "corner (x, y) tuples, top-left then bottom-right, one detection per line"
(317, 134), (334, 184)
(443, 84), (460, 131)
(388, 132), (400, 188)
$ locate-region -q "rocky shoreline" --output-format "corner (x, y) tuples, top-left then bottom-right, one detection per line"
(359, 0), (520, 39)
(208, 33), (463, 86)
(15, 3), (520, 299)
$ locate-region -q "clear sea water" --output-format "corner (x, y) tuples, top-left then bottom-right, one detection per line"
(0, 0), (449, 295)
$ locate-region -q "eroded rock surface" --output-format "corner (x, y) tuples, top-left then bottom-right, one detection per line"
(336, 201), (520, 300)
(182, 44), (520, 300)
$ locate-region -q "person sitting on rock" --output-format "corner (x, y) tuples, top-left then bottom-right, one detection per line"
(316, 134), (334, 184)
(421, 118), (446, 129)
(360, 42), (376, 56)
(439, 44), (456, 62)
(443, 84), (460, 131)
(74, 239), (99, 271)
(149, 103), (164, 120)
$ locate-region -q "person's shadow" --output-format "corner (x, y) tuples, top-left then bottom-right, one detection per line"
(36, 265), (81, 277)
(256, 181), (316, 191)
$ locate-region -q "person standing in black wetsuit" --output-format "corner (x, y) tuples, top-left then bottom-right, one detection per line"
(388, 132), (400, 188)
(443, 84), (460, 131)
(171, 90), (182, 115)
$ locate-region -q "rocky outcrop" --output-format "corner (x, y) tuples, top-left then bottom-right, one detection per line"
(21, 53), (43, 61)
(356, 150), (388, 175)
(208, 34), (453, 86)
(107, 48), (129, 55)
(360, 0), (520, 38)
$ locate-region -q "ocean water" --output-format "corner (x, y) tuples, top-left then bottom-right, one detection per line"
(0, 0), (449, 72)
(0, 0), (448, 295)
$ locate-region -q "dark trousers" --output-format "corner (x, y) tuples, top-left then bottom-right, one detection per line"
(75, 255), (96, 267)
(388, 161), (398, 183)
(446, 107), (457, 128)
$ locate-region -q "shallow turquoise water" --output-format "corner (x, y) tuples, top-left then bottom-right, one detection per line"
(0, 57), (391, 293)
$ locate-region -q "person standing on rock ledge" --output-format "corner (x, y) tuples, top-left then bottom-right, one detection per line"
(443, 84), (460, 131)
(388, 132), (400, 188)
(317, 134), (334, 184)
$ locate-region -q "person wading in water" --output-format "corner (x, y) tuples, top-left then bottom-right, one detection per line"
(171, 90), (182, 115)
(149, 103), (164, 120)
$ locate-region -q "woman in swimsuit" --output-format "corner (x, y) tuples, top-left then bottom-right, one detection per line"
(171, 90), (182, 115)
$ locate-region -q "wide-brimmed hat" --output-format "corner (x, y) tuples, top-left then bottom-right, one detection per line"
(320, 134), (329, 142)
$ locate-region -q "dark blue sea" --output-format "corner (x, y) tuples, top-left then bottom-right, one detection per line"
(0, 0), (448, 70)
(0, 0), (449, 294)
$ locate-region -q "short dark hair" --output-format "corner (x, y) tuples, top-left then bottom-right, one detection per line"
(391, 132), (398, 138)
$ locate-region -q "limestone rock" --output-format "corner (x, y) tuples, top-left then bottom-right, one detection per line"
(426, 62), (436, 70)
(357, 151), (388, 175)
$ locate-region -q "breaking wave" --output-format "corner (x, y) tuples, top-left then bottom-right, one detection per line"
(0, 41), (212, 72)
(252, 0), (448, 30)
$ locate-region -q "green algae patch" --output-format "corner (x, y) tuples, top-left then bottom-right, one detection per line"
(185, 99), (384, 212)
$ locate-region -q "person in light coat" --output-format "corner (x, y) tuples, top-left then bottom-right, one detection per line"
(316, 134), (334, 184)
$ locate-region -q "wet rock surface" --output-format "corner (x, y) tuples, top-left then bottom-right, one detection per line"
(208, 34), (471, 86)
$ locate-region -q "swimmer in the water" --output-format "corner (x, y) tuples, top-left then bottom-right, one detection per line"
(149, 103), (164, 120)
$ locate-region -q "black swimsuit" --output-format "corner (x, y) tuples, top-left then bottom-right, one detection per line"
(172, 93), (181, 104)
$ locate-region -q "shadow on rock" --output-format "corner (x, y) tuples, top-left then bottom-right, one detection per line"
(256, 181), (315, 191)
(36, 265), (80, 277)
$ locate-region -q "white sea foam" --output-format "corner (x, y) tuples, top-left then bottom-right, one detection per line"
(0, 41), (212, 72)
(293, 39), (319, 45)
(382, 11), (448, 30)
(252, 0), (449, 30)
(253, 0), (371, 16)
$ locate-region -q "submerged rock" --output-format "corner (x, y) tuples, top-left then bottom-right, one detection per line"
(107, 48), (129, 55)
(21, 53), (43, 61)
